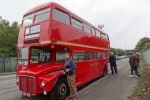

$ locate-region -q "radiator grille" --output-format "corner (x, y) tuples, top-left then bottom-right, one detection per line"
(20, 76), (36, 95)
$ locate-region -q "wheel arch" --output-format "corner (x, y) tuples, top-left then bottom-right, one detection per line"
(103, 61), (108, 75)
(38, 71), (67, 93)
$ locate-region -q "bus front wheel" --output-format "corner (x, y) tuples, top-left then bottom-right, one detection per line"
(50, 78), (69, 100)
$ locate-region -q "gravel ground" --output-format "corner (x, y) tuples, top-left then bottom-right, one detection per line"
(130, 63), (150, 100)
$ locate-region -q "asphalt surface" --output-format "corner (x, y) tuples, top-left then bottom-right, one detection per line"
(0, 58), (137, 100)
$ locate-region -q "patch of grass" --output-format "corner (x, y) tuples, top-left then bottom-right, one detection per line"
(129, 60), (150, 100)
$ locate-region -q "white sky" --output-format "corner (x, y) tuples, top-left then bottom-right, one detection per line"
(0, 0), (150, 50)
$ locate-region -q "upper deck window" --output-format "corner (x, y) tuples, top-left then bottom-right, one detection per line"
(106, 35), (109, 40)
(101, 33), (108, 40)
(91, 28), (95, 35)
(72, 18), (83, 30)
(35, 8), (50, 23)
(96, 30), (100, 38)
(83, 24), (92, 34)
(52, 9), (70, 25)
(22, 14), (34, 26)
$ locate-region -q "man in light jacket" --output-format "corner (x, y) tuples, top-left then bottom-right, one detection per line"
(64, 53), (78, 100)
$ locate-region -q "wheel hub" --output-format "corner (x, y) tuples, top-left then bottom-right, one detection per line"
(58, 83), (66, 96)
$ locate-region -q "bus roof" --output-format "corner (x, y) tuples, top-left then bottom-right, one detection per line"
(24, 2), (108, 35)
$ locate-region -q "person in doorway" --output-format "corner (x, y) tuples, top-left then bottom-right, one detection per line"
(109, 52), (117, 75)
(64, 53), (78, 100)
(129, 50), (140, 77)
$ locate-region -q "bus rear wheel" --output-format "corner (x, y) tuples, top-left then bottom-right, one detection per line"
(50, 78), (69, 100)
(103, 66), (108, 76)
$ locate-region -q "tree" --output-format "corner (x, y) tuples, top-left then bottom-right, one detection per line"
(0, 19), (19, 57)
(135, 37), (150, 52)
(109, 48), (127, 56)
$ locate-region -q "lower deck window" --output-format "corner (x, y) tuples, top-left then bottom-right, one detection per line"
(73, 52), (85, 61)
(102, 53), (106, 58)
(93, 52), (97, 59)
(56, 52), (70, 62)
(85, 52), (92, 60)
(97, 52), (106, 59)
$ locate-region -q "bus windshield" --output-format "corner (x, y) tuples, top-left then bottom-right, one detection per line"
(18, 47), (28, 65)
(30, 47), (50, 63)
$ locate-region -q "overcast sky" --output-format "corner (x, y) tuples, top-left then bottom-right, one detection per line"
(0, 0), (150, 50)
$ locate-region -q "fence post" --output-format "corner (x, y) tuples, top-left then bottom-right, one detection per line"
(4, 57), (5, 72)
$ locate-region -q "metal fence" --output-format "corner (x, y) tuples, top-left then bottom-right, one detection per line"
(0, 57), (16, 73)
(143, 49), (150, 65)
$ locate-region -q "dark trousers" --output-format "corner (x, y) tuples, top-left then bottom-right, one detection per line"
(131, 65), (139, 75)
(110, 64), (117, 74)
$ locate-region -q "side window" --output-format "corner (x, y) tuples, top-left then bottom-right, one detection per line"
(96, 30), (100, 38)
(93, 52), (97, 59)
(97, 52), (106, 59)
(83, 24), (92, 34)
(35, 8), (50, 23)
(92, 28), (95, 35)
(73, 52), (85, 61)
(97, 52), (103, 59)
(72, 18), (83, 30)
(56, 52), (70, 62)
(85, 52), (92, 60)
(102, 53), (106, 58)
(52, 9), (70, 25)
(22, 14), (34, 26)
(106, 35), (109, 40)
(101, 33), (108, 40)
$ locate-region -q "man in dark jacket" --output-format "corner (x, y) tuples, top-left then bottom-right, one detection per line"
(109, 52), (117, 75)
(64, 53), (78, 100)
(129, 53), (132, 66)
(129, 50), (140, 77)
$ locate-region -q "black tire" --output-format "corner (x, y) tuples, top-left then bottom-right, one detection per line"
(50, 78), (69, 100)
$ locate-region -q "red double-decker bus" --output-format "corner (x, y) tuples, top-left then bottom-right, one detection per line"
(16, 2), (110, 100)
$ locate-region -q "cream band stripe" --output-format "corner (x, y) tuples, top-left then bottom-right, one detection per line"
(40, 40), (110, 50)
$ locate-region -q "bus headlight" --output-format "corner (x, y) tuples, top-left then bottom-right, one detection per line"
(41, 81), (45, 87)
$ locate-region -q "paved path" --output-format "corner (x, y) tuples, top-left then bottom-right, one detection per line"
(78, 58), (137, 100)
(0, 58), (137, 100)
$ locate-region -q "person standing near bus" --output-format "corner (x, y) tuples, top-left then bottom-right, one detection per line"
(109, 52), (117, 75)
(64, 53), (78, 100)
